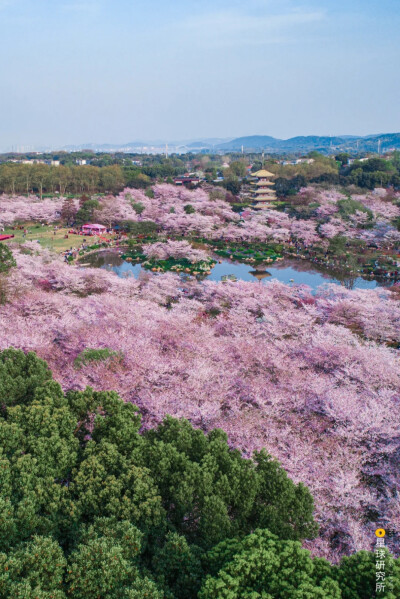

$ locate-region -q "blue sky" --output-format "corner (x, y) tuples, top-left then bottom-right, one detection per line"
(1, 0), (399, 149)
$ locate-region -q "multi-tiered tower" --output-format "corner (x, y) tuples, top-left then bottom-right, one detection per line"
(250, 169), (277, 209)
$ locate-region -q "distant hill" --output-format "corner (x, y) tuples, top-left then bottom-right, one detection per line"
(216, 135), (281, 151)
(62, 138), (232, 153)
(54, 133), (400, 155)
(215, 133), (400, 154)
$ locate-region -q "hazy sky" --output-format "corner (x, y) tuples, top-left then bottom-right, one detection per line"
(1, 0), (399, 149)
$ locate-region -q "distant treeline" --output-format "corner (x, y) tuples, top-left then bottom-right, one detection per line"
(273, 154), (400, 196)
(0, 152), (399, 198)
(0, 161), (189, 197)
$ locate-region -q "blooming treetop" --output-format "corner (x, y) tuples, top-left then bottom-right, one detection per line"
(1, 246), (399, 562)
(142, 240), (210, 263)
(2, 185), (399, 251)
(0, 195), (79, 227)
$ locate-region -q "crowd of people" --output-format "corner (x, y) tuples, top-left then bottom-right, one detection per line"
(61, 228), (128, 262)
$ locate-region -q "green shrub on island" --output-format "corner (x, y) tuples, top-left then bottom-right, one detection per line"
(122, 251), (215, 274)
(124, 240), (216, 274)
(215, 245), (281, 263)
(143, 256), (215, 274)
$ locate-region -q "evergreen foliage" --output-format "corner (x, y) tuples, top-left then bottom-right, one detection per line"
(0, 245), (16, 275)
(75, 199), (100, 225)
(0, 349), (398, 598)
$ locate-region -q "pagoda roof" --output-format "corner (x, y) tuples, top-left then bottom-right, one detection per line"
(253, 169), (275, 178)
(253, 188), (275, 194)
(253, 196), (276, 201)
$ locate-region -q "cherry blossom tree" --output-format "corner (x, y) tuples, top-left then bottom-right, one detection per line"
(0, 194), (79, 226)
(0, 246), (399, 563)
(142, 240), (209, 262)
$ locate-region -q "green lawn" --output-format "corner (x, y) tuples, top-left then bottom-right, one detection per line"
(3, 224), (107, 253)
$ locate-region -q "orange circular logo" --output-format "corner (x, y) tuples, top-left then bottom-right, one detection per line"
(375, 528), (386, 538)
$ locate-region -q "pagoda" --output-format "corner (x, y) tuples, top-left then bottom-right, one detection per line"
(250, 169), (277, 209)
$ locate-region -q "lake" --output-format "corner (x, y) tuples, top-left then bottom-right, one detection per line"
(81, 250), (396, 292)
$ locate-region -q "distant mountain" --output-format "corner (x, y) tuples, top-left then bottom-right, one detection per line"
(186, 139), (232, 149)
(215, 133), (400, 154)
(62, 138), (232, 153)
(216, 136), (280, 151)
(62, 142), (150, 152)
(52, 133), (400, 155)
(362, 132), (400, 148)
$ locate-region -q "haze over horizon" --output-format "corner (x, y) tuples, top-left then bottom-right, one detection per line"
(1, 0), (399, 152)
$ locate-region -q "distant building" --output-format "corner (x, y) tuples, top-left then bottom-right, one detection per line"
(10, 158), (60, 166)
(76, 159), (87, 166)
(278, 158), (314, 166)
(348, 157), (370, 166)
(173, 176), (200, 186)
(250, 169), (277, 209)
(296, 158), (314, 165)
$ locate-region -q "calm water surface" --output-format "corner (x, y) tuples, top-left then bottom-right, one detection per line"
(81, 250), (394, 292)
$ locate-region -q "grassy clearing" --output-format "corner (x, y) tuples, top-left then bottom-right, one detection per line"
(2, 224), (106, 253)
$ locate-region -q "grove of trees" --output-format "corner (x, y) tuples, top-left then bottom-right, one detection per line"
(0, 155), (190, 197)
(1, 349), (399, 598)
(0, 163), (126, 196)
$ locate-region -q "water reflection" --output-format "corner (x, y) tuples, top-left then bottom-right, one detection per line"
(81, 250), (394, 292)
(249, 270), (272, 281)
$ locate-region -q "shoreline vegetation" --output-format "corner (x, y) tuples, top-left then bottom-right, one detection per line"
(4, 221), (400, 281)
